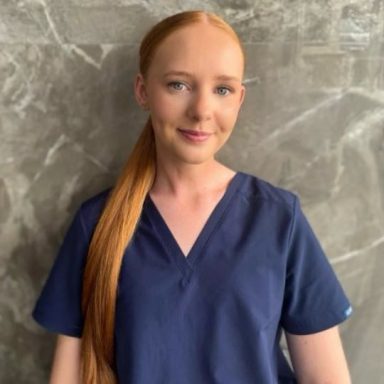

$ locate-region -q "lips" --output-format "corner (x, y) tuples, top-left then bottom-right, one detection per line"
(178, 129), (211, 136)
(178, 128), (212, 143)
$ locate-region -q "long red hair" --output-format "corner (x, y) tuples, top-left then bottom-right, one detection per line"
(80, 10), (245, 383)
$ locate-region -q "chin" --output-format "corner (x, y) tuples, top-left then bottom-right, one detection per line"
(176, 151), (214, 165)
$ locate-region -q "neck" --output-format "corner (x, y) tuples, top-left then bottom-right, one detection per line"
(150, 160), (233, 199)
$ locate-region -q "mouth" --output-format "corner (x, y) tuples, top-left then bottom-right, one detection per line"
(177, 128), (212, 143)
(177, 129), (212, 137)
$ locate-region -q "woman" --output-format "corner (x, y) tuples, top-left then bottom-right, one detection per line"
(32, 10), (353, 384)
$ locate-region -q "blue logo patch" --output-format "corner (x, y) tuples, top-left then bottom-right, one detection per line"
(344, 305), (353, 318)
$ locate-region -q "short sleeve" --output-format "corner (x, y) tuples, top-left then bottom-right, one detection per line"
(280, 196), (353, 335)
(32, 205), (90, 338)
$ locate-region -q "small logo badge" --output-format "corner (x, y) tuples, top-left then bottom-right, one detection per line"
(344, 305), (353, 317)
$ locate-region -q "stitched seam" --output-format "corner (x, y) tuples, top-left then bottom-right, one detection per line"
(286, 195), (297, 251)
(78, 204), (89, 240)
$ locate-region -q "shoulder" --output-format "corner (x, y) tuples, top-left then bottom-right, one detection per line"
(76, 186), (113, 235)
(234, 171), (302, 241)
(238, 171), (298, 214)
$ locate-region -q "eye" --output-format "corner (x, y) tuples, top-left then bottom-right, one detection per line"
(216, 86), (232, 96)
(167, 81), (187, 91)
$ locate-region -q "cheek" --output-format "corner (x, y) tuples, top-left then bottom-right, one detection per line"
(218, 103), (241, 126)
(150, 94), (187, 122)
(220, 98), (242, 113)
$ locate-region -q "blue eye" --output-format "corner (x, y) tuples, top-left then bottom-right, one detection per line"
(168, 81), (186, 91)
(217, 87), (232, 96)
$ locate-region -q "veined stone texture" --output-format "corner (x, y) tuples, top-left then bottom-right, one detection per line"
(1, 0), (383, 383)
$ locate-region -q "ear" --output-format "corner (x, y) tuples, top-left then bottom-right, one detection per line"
(239, 84), (246, 106)
(134, 73), (149, 108)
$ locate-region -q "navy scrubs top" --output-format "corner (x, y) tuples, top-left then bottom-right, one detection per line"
(32, 171), (352, 383)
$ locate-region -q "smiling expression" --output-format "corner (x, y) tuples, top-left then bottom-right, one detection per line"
(135, 22), (246, 166)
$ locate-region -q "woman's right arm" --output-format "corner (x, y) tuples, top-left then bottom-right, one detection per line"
(49, 334), (81, 384)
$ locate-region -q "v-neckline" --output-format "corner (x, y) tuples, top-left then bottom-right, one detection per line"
(144, 171), (244, 280)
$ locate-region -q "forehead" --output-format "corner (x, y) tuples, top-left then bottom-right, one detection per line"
(148, 23), (244, 79)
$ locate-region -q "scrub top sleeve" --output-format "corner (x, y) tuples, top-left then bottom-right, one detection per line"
(32, 205), (90, 338)
(280, 195), (353, 335)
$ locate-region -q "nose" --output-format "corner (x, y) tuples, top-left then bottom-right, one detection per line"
(187, 89), (213, 122)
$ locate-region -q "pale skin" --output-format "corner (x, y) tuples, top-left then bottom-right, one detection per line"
(48, 21), (351, 383)
(49, 334), (81, 383)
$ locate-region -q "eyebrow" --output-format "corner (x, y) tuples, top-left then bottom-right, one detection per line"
(162, 70), (241, 83)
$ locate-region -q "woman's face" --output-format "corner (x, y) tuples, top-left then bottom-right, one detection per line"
(135, 22), (246, 167)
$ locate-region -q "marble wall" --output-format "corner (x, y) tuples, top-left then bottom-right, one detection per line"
(1, 0), (383, 382)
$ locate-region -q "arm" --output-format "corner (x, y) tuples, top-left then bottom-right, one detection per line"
(285, 326), (351, 384)
(49, 334), (81, 384)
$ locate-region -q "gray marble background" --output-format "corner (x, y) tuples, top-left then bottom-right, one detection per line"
(1, 0), (383, 382)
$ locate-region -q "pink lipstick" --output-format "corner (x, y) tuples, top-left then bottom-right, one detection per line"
(178, 129), (211, 143)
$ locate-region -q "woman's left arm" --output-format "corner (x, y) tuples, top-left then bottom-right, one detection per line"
(285, 325), (352, 384)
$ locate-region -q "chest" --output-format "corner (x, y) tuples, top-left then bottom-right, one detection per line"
(149, 199), (221, 258)
(117, 195), (286, 346)
(117, 189), (287, 337)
